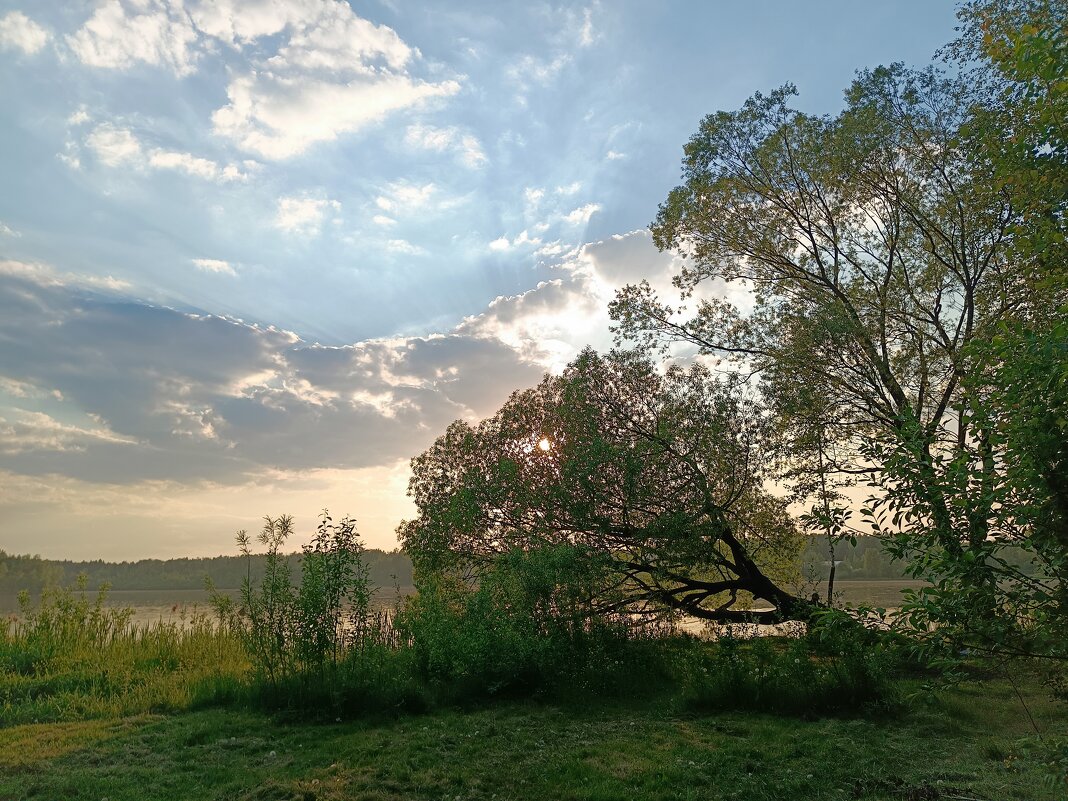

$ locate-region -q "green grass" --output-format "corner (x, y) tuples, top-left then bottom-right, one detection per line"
(3, 583), (1065, 800)
(0, 677), (1063, 801)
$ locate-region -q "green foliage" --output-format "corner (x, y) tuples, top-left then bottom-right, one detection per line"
(402, 348), (810, 624)
(0, 577), (246, 724)
(214, 512), (406, 710)
(684, 613), (899, 716)
(398, 544), (663, 700)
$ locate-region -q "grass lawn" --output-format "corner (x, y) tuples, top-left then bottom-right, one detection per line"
(1, 677), (1063, 801)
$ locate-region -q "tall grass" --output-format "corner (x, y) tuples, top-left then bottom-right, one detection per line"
(0, 578), (247, 724)
(0, 534), (906, 727)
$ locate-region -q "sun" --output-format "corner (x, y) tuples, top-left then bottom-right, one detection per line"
(537, 437), (552, 452)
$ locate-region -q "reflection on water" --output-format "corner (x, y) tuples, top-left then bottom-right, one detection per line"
(2, 586), (415, 629)
(2, 580), (924, 633)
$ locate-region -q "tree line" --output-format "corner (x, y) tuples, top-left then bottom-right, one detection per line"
(0, 548), (414, 597)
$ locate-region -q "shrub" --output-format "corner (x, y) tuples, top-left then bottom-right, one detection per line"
(213, 512), (406, 711)
(684, 612), (898, 716)
(398, 544), (660, 700)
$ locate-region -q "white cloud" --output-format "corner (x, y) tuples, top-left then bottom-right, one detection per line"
(555, 181), (582, 195)
(213, 72), (460, 160)
(192, 258), (237, 276)
(386, 239), (427, 257)
(67, 0), (200, 76)
(187, 0), (313, 44)
(0, 11), (51, 55)
(0, 410), (138, 455)
(149, 150), (226, 180)
(372, 214), (396, 227)
(0, 222), (19, 238)
(274, 194), (341, 236)
(564, 203), (601, 225)
(67, 106), (91, 126)
(404, 124), (487, 168)
(606, 150), (626, 160)
(374, 181), (435, 213)
(489, 230), (542, 252)
(81, 123), (249, 182)
(508, 53), (571, 88)
(63, 0), (462, 162)
(268, 1), (412, 72)
(86, 123), (143, 167)
(0, 259), (130, 292)
(578, 7), (595, 47)
(200, 1), (459, 160)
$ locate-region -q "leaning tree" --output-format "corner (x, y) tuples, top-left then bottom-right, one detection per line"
(400, 348), (809, 623)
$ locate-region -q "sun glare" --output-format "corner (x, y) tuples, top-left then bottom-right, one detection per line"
(537, 437), (552, 452)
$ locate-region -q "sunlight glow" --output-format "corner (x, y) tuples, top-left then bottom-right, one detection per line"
(537, 437), (552, 452)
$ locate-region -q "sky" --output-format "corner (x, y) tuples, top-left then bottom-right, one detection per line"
(0, 0), (961, 560)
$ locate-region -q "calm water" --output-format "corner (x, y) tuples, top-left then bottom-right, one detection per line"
(2, 586), (415, 628)
(3, 580), (925, 631)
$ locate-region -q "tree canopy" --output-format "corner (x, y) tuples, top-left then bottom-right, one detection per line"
(401, 349), (806, 623)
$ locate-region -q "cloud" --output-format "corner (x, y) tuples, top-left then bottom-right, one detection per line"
(202, 1), (460, 159)
(0, 259), (130, 292)
(578, 7), (595, 47)
(186, 0), (315, 44)
(274, 194), (341, 236)
(67, 0), (200, 76)
(563, 203), (606, 226)
(564, 203), (601, 225)
(373, 181), (435, 214)
(487, 230), (542, 252)
(67, 106), (91, 126)
(267, 1), (412, 72)
(385, 239), (427, 257)
(61, 1), (462, 161)
(0, 411), (139, 456)
(213, 71), (459, 161)
(0, 221), (20, 238)
(0, 266), (547, 485)
(85, 123), (142, 167)
(508, 53), (570, 87)
(459, 274), (607, 372)
(81, 122), (250, 182)
(0, 11), (51, 55)
(404, 124), (487, 168)
(192, 258), (237, 276)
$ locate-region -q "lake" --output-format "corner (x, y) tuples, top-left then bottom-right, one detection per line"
(2, 580), (927, 630)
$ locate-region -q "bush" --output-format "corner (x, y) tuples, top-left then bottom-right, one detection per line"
(213, 512), (409, 712)
(684, 612), (898, 716)
(398, 545), (666, 701)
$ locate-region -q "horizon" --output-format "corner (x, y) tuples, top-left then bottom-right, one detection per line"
(0, 1), (960, 561)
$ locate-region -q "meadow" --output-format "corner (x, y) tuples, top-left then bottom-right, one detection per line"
(1, 576), (1065, 801)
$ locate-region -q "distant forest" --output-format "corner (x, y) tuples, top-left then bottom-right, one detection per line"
(3, 536), (1043, 597)
(0, 548), (414, 596)
(0, 538), (925, 597)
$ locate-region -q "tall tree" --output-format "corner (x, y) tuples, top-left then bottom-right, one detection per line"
(611, 2), (1067, 658)
(611, 66), (1015, 548)
(401, 349), (807, 623)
